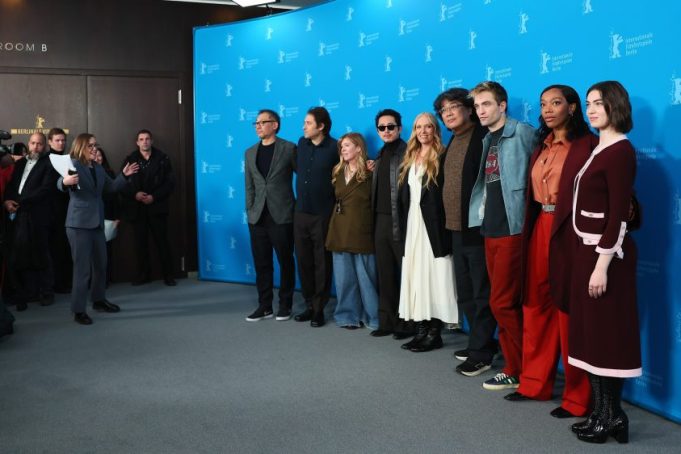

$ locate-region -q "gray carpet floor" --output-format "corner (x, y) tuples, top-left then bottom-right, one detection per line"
(1, 278), (679, 453)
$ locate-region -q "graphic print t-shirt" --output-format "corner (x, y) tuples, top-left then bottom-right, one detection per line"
(481, 128), (510, 237)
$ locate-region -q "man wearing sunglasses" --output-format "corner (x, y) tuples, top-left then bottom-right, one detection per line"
(369, 109), (413, 339)
(244, 109), (297, 322)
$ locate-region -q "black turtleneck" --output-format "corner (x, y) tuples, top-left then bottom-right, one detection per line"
(375, 139), (403, 214)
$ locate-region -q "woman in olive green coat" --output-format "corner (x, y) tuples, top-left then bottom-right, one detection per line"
(325, 133), (379, 330)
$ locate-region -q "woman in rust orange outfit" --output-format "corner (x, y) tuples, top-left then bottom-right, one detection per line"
(503, 85), (592, 418)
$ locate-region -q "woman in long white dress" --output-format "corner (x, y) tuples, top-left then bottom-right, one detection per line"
(398, 112), (458, 352)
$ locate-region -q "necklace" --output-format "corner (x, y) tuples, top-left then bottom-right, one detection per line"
(344, 165), (357, 183)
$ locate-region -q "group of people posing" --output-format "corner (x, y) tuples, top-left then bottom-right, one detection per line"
(0, 128), (177, 328)
(243, 80), (642, 444)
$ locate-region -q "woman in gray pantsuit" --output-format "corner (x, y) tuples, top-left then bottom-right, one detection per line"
(59, 134), (138, 325)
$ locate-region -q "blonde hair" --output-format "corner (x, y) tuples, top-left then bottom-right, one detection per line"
(70, 133), (95, 165)
(398, 112), (443, 188)
(332, 132), (369, 184)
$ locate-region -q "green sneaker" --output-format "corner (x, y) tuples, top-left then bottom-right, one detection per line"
(482, 372), (520, 390)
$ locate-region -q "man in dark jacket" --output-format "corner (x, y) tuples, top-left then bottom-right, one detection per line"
(120, 129), (176, 286)
(369, 108), (413, 339)
(3, 133), (57, 310)
(435, 88), (497, 377)
(244, 109), (296, 322)
(47, 127), (73, 293)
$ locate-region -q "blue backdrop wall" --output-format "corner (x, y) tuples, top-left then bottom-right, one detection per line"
(193, 0), (681, 423)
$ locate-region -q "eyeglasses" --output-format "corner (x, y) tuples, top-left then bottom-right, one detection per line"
(87, 143), (99, 149)
(439, 103), (464, 115)
(377, 124), (398, 132)
(252, 120), (275, 127)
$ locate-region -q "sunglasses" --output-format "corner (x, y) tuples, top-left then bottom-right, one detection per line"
(377, 124), (398, 132)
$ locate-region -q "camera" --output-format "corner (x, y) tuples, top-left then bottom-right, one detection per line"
(0, 130), (27, 158)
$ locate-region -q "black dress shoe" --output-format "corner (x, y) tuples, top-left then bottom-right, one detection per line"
(504, 391), (531, 402)
(164, 278), (177, 286)
(294, 308), (313, 322)
(550, 406), (577, 418)
(370, 329), (392, 337)
(93, 300), (121, 313)
(342, 325), (359, 330)
(392, 331), (412, 340)
(74, 312), (93, 325)
(310, 311), (325, 327)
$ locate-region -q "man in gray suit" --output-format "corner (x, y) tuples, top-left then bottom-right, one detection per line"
(244, 109), (297, 322)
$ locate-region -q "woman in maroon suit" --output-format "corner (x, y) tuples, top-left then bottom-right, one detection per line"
(569, 81), (640, 444)
(503, 85), (593, 419)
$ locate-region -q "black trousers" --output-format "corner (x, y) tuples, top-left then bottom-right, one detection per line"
(6, 220), (53, 302)
(293, 212), (332, 313)
(248, 210), (295, 310)
(374, 213), (413, 333)
(49, 221), (73, 293)
(451, 230), (497, 363)
(132, 211), (173, 280)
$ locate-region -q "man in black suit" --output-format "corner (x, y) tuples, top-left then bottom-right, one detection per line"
(120, 129), (176, 286)
(369, 108), (413, 339)
(47, 127), (73, 294)
(3, 132), (57, 311)
(244, 109), (297, 322)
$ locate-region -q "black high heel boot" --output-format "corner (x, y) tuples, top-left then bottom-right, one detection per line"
(410, 319), (443, 352)
(576, 377), (629, 444)
(572, 373), (601, 434)
(401, 321), (428, 350)
(607, 378), (629, 444)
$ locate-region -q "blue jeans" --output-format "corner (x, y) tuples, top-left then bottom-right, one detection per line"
(332, 252), (379, 330)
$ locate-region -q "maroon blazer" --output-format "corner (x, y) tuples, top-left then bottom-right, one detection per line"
(520, 133), (598, 313)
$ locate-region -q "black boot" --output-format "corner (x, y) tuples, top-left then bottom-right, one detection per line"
(572, 373), (601, 434)
(607, 378), (629, 444)
(577, 377), (629, 444)
(401, 321), (428, 350)
(410, 319), (443, 352)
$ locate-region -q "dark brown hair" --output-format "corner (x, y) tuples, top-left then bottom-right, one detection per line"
(587, 81), (633, 133)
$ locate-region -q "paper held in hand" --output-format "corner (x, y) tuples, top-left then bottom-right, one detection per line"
(49, 154), (80, 190)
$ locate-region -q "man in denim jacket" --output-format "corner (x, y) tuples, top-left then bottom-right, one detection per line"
(469, 81), (536, 392)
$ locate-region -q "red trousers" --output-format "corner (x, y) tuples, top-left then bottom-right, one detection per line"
(517, 212), (590, 415)
(485, 235), (523, 377)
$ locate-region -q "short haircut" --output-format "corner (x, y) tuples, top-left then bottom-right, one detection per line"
(47, 128), (66, 140)
(136, 129), (153, 140)
(30, 132), (47, 144)
(432, 88), (479, 124)
(587, 81), (633, 133)
(307, 106), (332, 135)
(469, 81), (508, 105)
(375, 108), (402, 127)
(258, 109), (281, 133)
